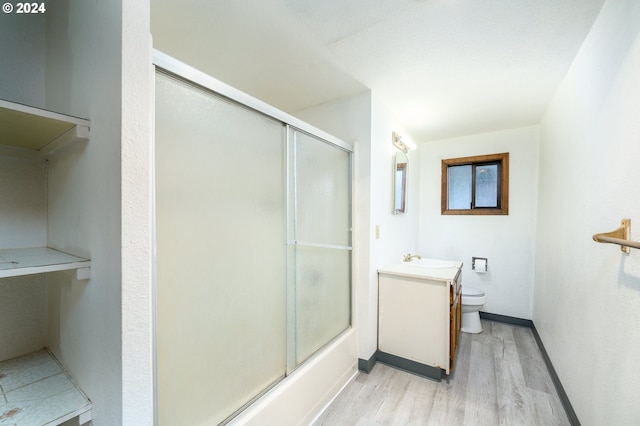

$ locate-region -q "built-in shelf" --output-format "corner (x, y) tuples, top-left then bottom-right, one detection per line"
(0, 99), (90, 158)
(0, 101), (93, 425)
(0, 349), (92, 425)
(0, 247), (91, 280)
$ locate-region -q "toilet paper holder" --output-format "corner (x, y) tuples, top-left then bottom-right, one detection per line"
(472, 257), (488, 272)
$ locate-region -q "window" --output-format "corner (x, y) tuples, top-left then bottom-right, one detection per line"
(441, 152), (509, 215)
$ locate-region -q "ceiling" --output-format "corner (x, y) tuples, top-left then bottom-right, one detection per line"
(151, 0), (605, 142)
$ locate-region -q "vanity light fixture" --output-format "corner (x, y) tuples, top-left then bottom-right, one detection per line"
(392, 132), (416, 153)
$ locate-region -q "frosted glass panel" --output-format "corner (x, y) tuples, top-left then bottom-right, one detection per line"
(475, 164), (498, 207)
(155, 72), (286, 425)
(294, 246), (351, 364)
(292, 131), (351, 247)
(289, 128), (352, 368)
(448, 165), (472, 209)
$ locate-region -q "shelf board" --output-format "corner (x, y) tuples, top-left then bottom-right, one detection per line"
(0, 349), (92, 425)
(0, 99), (90, 157)
(0, 247), (91, 279)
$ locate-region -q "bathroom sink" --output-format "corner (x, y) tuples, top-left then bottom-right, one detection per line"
(408, 258), (456, 268)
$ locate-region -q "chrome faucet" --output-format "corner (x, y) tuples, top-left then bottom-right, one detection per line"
(403, 253), (421, 262)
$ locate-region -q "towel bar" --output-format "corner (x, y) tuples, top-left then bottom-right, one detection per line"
(592, 218), (640, 253)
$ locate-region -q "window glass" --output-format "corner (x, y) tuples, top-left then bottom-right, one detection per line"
(475, 164), (498, 207)
(441, 153), (508, 215)
(448, 165), (472, 209)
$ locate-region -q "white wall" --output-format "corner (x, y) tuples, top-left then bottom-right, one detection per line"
(0, 275), (47, 360)
(0, 157), (46, 250)
(121, 1), (154, 424)
(44, 1), (124, 424)
(419, 126), (539, 319)
(0, 156), (47, 360)
(369, 94), (421, 357)
(534, 0), (640, 424)
(0, 12), (45, 108)
(370, 93), (421, 267)
(296, 91), (420, 362)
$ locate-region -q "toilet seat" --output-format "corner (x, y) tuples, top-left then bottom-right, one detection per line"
(462, 285), (484, 297)
(461, 285), (486, 306)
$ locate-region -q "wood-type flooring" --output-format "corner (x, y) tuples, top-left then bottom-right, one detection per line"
(313, 320), (570, 426)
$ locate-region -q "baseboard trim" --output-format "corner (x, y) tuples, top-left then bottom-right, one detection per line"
(375, 351), (443, 382)
(479, 312), (580, 426)
(479, 311), (533, 328)
(530, 324), (581, 426)
(358, 353), (377, 374)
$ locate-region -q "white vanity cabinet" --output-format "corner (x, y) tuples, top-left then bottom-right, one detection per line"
(378, 261), (462, 378)
(0, 99), (93, 425)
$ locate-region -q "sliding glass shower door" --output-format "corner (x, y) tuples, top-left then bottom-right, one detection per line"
(155, 68), (351, 425)
(287, 129), (352, 368)
(155, 72), (287, 425)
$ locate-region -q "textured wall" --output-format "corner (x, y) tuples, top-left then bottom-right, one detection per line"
(534, 0), (640, 424)
(121, 0), (154, 424)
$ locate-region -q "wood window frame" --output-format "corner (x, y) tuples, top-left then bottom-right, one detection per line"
(441, 152), (509, 215)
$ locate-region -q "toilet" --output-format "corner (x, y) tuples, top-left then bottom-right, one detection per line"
(461, 285), (486, 333)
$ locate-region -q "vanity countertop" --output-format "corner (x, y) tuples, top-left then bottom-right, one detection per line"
(378, 259), (462, 282)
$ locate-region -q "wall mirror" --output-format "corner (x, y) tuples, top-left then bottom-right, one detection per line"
(393, 151), (408, 213)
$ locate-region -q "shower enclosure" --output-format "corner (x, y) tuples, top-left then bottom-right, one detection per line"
(154, 54), (352, 425)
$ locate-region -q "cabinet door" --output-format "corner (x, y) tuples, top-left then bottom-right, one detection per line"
(449, 288), (461, 371)
(379, 274), (448, 366)
(456, 289), (462, 343)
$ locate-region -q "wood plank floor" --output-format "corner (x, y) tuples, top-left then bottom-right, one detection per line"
(313, 320), (570, 426)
